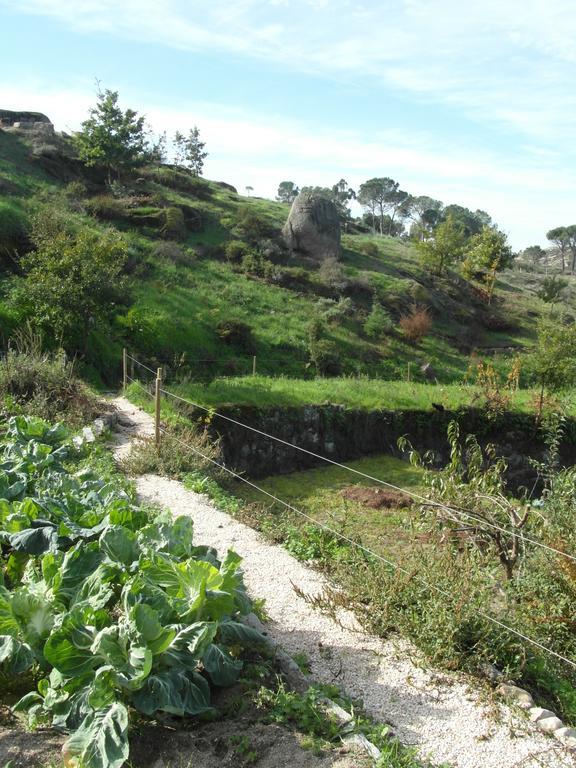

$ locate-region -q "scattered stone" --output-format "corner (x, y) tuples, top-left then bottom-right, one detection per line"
(342, 733), (382, 761)
(479, 662), (505, 682)
(323, 700), (353, 727)
(537, 716), (564, 733)
(283, 191), (341, 261)
(498, 684), (534, 709)
(529, 707), (555, 722)
(555, 727), (576, 749)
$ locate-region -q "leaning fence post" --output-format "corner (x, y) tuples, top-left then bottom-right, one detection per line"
(155, 367), (162, 450)
(252, 355), (257, 376)
(122, 348), (127, 391)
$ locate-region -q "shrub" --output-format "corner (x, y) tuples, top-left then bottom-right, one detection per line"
(0, 200), (28, 265)
(399, 304), (432, 343)
(161, 206), (187, 241)
(363, 303), (393, 339)
(224, 239), (250, 263)
(232, 207), (276, 242)
(358, 241), (379, 257)
(85, 194), (125, 220)
(20, 213), (128, 357)
(153, 240), (195, 266)
(538, 275), (568, 303)
(319, 257), (347, 291)
(307, 318), (341, 375)
(0, 328), (98, 424)
(216, 319), (255, 352)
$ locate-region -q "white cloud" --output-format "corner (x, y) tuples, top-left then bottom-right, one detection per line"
(4, 0), (576, 146)
(1, 80), (573, 248)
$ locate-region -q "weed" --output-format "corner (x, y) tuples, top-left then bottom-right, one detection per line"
(0, 328), (99, 425)
(292, 652), (312, 675)
(121, 426), (221, 479)
(230, 735), (258, 764)
(399, 305), (432, 343)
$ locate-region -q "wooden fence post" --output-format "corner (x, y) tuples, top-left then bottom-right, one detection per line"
(122, 348), (127, 391)
(252, 355), (257, 376)
(155, 367), (162, 450)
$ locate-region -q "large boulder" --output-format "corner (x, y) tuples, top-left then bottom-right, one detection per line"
(283, 192), (341, 261)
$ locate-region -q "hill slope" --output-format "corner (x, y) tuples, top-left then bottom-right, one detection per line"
(1, 124), (573, 387)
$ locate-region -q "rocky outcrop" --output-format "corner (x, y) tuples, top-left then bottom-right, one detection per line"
(283, 191), (341, 261)
(0, 109), (52, 129)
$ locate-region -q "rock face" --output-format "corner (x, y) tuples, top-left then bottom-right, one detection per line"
(0, 109), (52, 129)
(283, 192), (341, 261)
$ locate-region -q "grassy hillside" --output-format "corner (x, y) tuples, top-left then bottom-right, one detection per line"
(1, 124), (574, 392)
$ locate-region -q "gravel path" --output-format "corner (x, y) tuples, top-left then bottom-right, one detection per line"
(112, 397), (576, 768)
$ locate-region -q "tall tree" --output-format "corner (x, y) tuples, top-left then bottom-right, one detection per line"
(546, 227), (572, 273)
(173, 126), (208, 176)
(357, 177), (408, 236)
(74, 89), (149, 184)
(442, 205), (489, 238)
(276, 181), (299, 204)
(403, 195), (443, 240)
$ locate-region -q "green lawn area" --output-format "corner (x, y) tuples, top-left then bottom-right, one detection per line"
(229, 452), (425, 559)
(167, 374), (545, 413)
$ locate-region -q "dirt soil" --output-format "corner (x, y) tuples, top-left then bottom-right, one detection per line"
(0, 715), (369, 768)
(340, 485), (413, 509)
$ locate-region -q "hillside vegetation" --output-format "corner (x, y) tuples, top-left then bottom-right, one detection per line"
(2, 117), (575, 395)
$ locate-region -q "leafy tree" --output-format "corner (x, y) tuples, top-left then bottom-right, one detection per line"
(404, 195), (443, 240)
(331, 179), (356, 226)
(442, 205), (490, 238)
(415, 213), (466, 276)
(173, 126), (208, 176)
(520, 244), (547, 267)
(461, 227), (513, 302)
(74, 89), (149, 183)
(546, 226), (572, 273)
(357, 177), (408, 236)
(21, 215), (128, 356)
(276, 181), (299, 204)
(299, 184), (354, 226)
(530, 316), (576, 417)
(361, 212), (404, 237)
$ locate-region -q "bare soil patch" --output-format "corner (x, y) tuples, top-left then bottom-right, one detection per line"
(340, 485), (413, 509)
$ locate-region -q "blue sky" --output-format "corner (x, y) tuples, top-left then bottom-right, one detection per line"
(1, 0), (576, 248)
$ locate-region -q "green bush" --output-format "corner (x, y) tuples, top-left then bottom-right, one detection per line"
(232, 207), (276, 243)
(216, 319), (255, 353)
(153, 240), (195, 266)
(224, 239), (250, 263)
(363, 303), (393, 338)
(538, 275), (568, 303)
(161, 206), (187, 241)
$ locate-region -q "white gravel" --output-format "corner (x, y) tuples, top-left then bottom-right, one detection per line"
(111, 397), (576, 768)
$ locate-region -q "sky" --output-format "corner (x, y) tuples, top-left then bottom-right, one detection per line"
(1, 0), (576, 249)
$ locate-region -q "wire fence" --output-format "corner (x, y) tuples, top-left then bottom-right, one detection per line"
(124, 352), (576, 671)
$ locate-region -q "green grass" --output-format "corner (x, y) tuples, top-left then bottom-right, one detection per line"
(5, 126), (576, 393)
(228, 453), (425, 560)
(166, 374), (547, 412)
